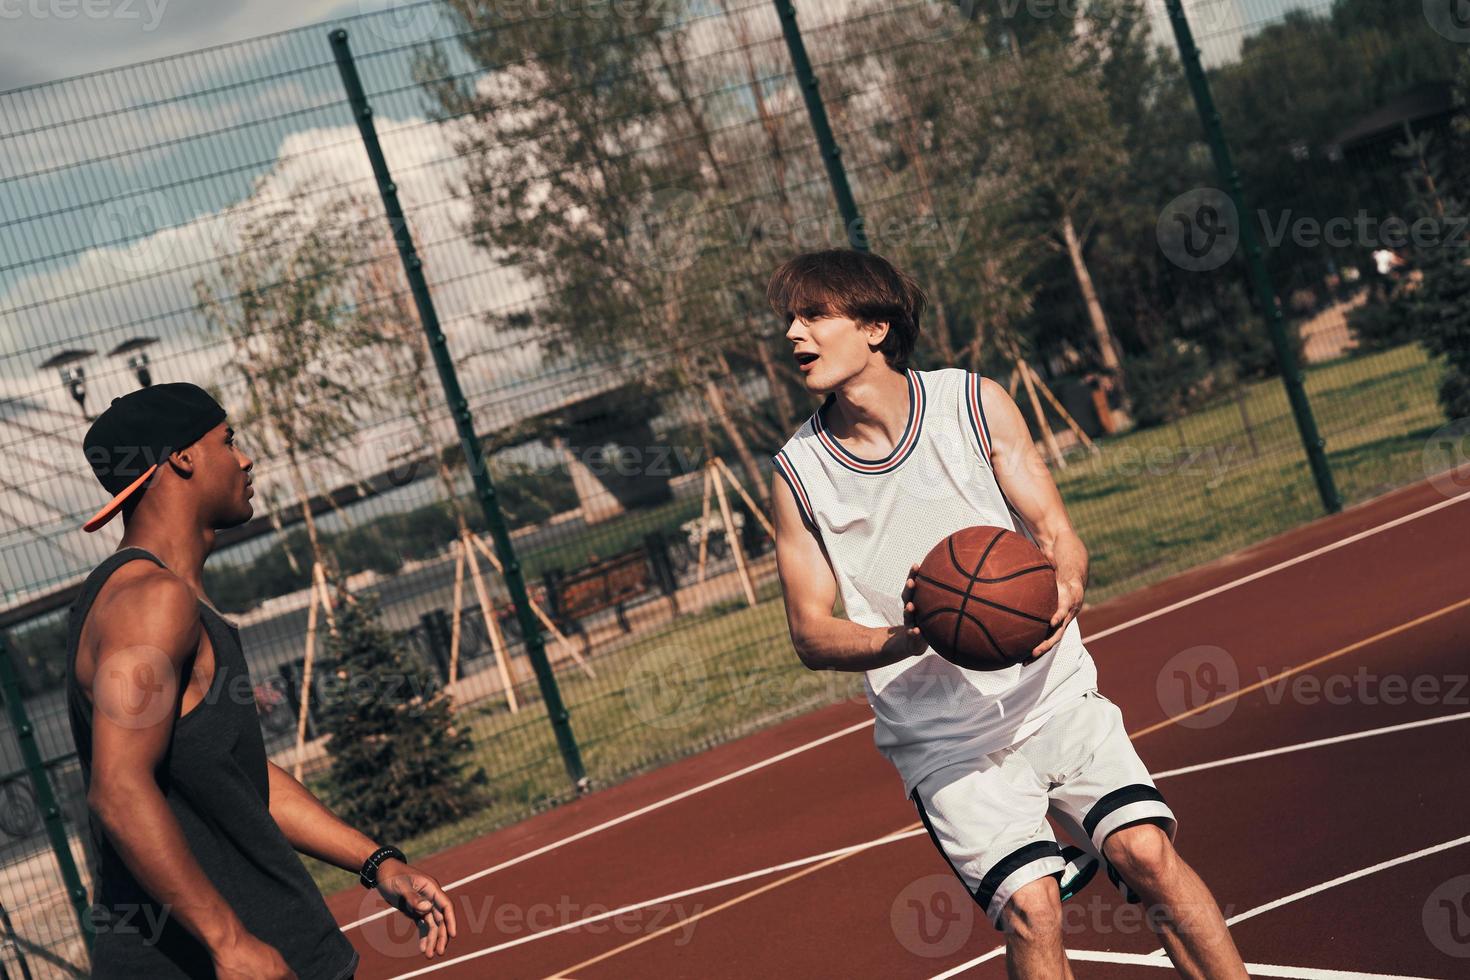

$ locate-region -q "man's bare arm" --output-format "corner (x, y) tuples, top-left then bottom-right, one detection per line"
(980, 377), (1089, 656)
(772, 471), (925, 671)
(266, 764), (456, 959)
(86, 571), (294, 978)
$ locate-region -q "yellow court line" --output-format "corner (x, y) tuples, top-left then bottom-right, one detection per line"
(545, 595), (1470, 977)
(1128, 594), (1470, 739)
(542, 822), (925, 979)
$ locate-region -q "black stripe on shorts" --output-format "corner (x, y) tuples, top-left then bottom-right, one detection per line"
(1083, 783), (1168, 839)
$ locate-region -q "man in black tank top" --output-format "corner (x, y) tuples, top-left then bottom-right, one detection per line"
(66, 383), (457, 978)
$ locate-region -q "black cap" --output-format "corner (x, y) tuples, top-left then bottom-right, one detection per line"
(81, 382), (227, 532)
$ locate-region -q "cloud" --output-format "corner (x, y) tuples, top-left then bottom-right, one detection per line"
(1, 108), (563, 600)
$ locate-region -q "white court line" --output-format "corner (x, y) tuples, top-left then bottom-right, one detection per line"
(1225, 832), (1470, 928)
(1065, 949), (1439, 979)
(351, 488), (1467, 936)
(383, 712), (1470, 980)
(927, 720), (1470, 980)
(1150, 709), (1470, 779)
(344, 718), (876, 930)
(926, 945), (1007, 978)
(384, 827), (930, 978)
(1084, 488), (1469, 643)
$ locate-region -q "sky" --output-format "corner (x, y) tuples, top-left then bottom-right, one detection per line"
(0, 0), (1339, 605)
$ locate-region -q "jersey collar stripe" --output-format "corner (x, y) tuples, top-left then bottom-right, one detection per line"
(966, 372), (993, 460)
(813, 369), (925, 474)
(773, 451), (816, 527)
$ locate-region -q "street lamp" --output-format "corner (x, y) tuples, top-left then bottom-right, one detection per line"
(37, 349), (97, 420)
(108, 336), (159, 387)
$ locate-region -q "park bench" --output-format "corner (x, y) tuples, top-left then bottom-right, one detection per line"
(543, 547), (656, 634)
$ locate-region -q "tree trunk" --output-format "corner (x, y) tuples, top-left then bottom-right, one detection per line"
(756, 340), (799, 433)
(701, 375), (769, 506)
(1060, 211), (1125, 384)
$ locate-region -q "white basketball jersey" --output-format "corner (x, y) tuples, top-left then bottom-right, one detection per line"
(773, 367), (1098, 795)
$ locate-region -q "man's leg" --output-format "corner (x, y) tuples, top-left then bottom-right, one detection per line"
(999, 876), (1075, 980)
(1102, 823), (1247, 979)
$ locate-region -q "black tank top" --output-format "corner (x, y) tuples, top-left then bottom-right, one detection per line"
(65, 547), (359, 979)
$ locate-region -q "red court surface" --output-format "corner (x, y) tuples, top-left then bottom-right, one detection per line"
(328, 476), (1470, 979)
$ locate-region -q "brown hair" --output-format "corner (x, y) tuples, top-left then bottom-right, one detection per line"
(766, 249), (927, 370)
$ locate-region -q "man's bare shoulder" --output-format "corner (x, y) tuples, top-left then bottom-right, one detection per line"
(78, 562), (201, 691)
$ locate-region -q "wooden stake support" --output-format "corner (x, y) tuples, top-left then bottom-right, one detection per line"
(712, 456), (774, 538)
(466, 533), (594, 678)
(293, 561), (336, 780)
(1020, 360), (1099, 455)
(1017, 354), (1068, 469)
(710, 460), (758, 606)
(457, 530), (519, 713)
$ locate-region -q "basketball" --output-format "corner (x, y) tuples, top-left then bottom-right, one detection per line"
(910, 526), (1058, 670)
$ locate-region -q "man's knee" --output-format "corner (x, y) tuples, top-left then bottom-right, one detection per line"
(1001, 876), (1063, 943)
(1103, 822), (1178, 892)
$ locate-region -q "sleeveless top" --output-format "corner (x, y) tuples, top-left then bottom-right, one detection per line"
(773, 367), (1098, 795)
(65, 547), (358, 979)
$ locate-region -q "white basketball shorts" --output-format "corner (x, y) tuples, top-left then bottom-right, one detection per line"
(910, 690), (1177, 928)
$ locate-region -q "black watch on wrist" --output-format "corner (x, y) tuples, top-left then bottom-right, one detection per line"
(359, 845), (407, 890)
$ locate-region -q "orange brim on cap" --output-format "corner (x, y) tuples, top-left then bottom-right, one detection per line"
(82, 463), (158, 533)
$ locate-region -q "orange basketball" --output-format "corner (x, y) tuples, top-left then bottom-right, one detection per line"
(911, 526), (1058, 670)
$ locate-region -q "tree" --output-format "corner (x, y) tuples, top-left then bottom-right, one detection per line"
(1396, 127), (1470, 420)
(418, 3), (778, 503)
(195, 182), (400, 594)
(314, 593), (487, 843)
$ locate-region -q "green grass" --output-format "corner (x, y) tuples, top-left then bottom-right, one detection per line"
(1057, 343), (1444, 602)
(306, 342), (1447, 894)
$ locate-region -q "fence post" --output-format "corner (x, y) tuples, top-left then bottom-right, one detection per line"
(329, 30), (588, 792)
(1162, 0), (1341, 514)
(773, 1), (868, 252)
(0, 632), (93, 954)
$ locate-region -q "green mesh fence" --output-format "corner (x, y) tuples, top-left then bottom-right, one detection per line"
(2, 0), (1466, 970)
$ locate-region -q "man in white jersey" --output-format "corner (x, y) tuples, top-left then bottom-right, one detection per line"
(767, 250), (1246, 978)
